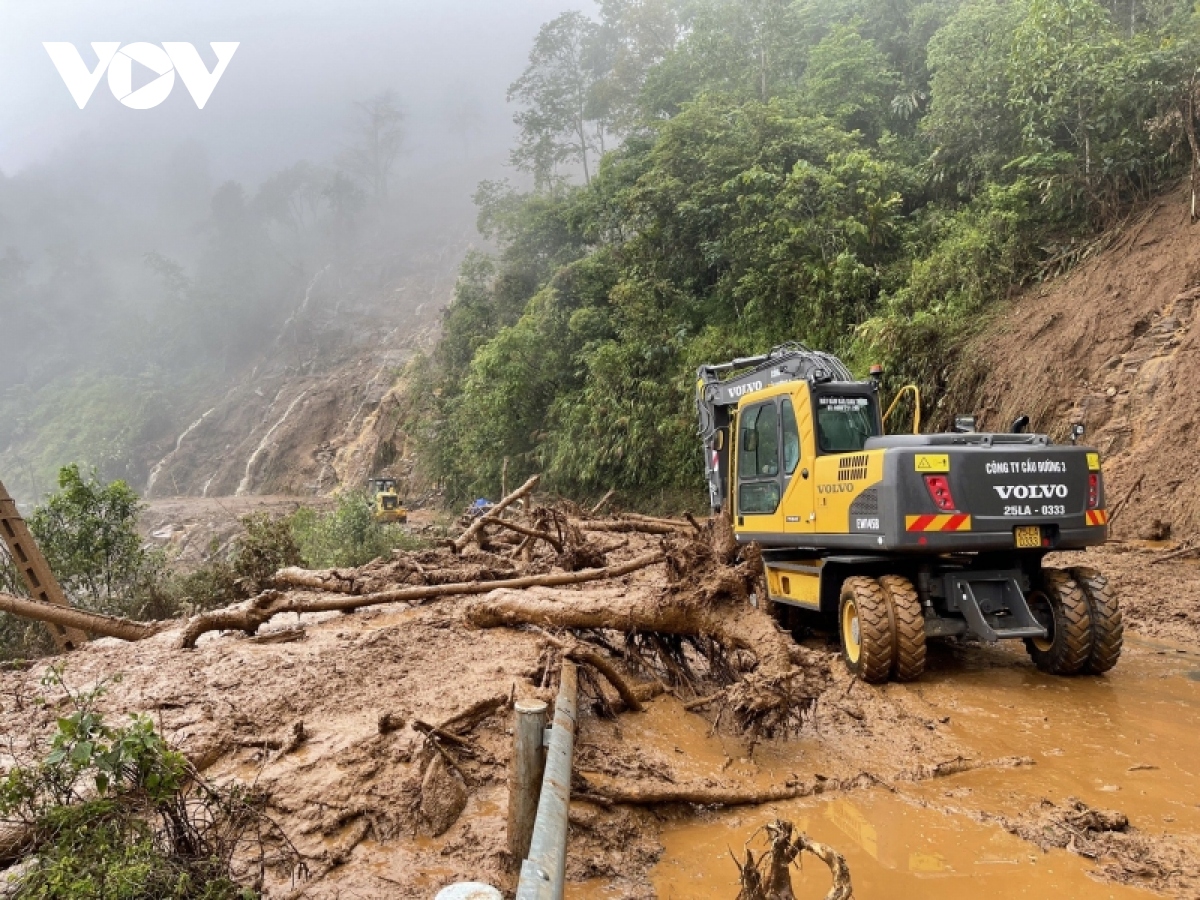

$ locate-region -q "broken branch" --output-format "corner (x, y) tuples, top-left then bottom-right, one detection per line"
(589, 489), (616, 515)
(0, 591), (169, 643)
(481, 515), (563, 552)
(454, 474), (540, 553)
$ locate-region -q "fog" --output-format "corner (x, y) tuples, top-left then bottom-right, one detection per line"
(1, 0), (585, 177)
(0, 0), (589, 501)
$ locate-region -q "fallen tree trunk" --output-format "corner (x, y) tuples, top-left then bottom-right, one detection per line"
(582, 757), (1031, 810)
(583, 778), (817, 807)
(575, 520), (685, 535)
(616, 513), (692, 528)
(0, 592), (169, 643)
(270, 568), (358, 592)
(467, 551), (823, 736)
(454, 474), (540, 553)
(181, 552), (665, 649)
(468, 581), (797, 693)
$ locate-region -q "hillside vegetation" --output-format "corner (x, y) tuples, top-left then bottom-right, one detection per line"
(428, 0), (1200, 502)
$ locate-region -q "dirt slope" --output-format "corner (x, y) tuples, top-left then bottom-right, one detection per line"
(948, 185), (1200, 538)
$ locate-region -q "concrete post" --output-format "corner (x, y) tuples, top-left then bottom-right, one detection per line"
(507, 698), (548, 868)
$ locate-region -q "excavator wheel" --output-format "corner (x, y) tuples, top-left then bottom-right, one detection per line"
(1024, 568), (1092, 676)
(878, 575), (926, 682)
(838, 577), (894, 684)
(1069, 566), (1124, 674)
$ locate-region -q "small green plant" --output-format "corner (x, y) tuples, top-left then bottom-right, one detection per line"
(289, 492), (426, 569)
(166, 513), (303, 613)
(0, 665), (300, 899)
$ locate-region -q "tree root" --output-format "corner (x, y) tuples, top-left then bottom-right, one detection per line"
(467, 545), (826, 737)
(736, 819), (853, 900)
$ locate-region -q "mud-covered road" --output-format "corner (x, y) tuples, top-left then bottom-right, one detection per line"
(1, 534), (1197, 899)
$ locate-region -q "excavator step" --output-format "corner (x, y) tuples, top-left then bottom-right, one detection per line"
(944, 572), (1048, 643)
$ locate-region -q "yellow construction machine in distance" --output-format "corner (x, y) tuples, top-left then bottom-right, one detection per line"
(368, 477), (408, 524)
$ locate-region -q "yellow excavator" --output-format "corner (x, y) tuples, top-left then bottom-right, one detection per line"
(368, 477), (408, 524)
(696, 342), (1121, 683)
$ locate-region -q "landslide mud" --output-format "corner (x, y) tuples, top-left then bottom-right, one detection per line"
(2, 531), (1199, 898)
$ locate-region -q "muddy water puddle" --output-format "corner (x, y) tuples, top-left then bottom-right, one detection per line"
(575, 636), (1200, 898)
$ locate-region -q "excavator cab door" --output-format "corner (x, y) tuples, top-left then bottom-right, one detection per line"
(733, 392), (815, 536)
(734, 400), (784, 534)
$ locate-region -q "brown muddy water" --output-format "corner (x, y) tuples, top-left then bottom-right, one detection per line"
(576, 634), (1200, 899)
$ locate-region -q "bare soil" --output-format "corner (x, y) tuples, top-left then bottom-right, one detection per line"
(1055, 541), (1200, 646)
(947, 183), (1200, 540)
(3, 525), (1199, 899)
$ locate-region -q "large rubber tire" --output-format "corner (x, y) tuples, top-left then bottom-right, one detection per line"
(1024, 568), (1092, 676)
(878, 575), (927, 682)
(839, 577), (894, 684)
(1069, 566), (1124, 674)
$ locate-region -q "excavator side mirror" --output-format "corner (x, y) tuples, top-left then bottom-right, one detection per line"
(1011, 415), (1030, 434)
(713, 430), (725, 451)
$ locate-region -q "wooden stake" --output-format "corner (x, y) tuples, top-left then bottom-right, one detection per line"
(507, 698), (548, 870)
(0, 478), (89, 650)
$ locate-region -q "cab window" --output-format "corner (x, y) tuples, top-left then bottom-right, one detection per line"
(738, 403), (779, 477)
(781, 399), (800, 474)
(738, 402), (781, 515)
(816, 394), (879, 453)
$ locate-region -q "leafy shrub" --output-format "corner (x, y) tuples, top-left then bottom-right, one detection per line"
(22, 465), (167, 619)
(164, 513), (303, 613)
(0, 666), (298, 899)
(289, 492), (424, 569)
(0, 466), (170, 659)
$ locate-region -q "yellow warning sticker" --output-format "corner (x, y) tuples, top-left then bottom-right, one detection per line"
(914, 454), (950, 473)
(1087, 452), (1101, 471)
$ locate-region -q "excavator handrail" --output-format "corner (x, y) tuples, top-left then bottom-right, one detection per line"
(883, 384), (921, 435)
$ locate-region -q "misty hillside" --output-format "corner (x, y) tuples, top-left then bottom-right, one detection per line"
(0, 1), (582, 507)
(7, 0), (1200, 517)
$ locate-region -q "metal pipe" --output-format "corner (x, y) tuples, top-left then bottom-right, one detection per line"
(507, 698), (549, 868)
(516, 661), (578, 900)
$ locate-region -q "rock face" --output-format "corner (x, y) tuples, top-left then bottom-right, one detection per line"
(947, 186), (1200, 538)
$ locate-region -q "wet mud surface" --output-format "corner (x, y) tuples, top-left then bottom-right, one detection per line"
(619, 636), (1200, 899)
(1, 538), (1198, 898)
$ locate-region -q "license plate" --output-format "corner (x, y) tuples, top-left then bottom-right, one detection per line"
(1015, 526), (1042, 549)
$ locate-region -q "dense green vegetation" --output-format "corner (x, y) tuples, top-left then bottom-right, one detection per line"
(430, 0), (1200, 501)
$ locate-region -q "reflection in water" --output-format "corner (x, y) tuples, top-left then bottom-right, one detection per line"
(824, 798), (949, 875)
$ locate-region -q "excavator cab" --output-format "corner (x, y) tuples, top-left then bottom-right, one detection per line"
(368, 477), (408, 524)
